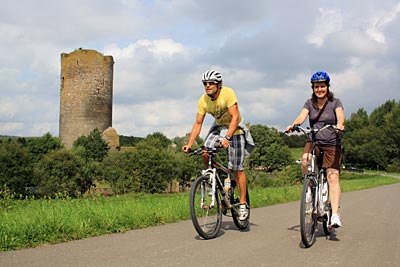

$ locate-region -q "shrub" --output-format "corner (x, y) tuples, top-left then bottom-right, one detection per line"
(102, 150), (140, 194)
(0, 140), (33, 196)
(34, 149), (89, 197)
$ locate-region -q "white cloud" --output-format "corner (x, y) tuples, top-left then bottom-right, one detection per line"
(113, 98), (197, 137)
(306, 8), (343, 47)
(105, 39), (184, 60)
(366, 3), (400, 44)
(0, 122), (25, 135)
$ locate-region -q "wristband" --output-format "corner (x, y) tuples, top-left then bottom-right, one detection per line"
(224, 135), (232, 141)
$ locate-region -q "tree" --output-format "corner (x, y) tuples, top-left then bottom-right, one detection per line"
(134, 141), (175, 193)
(369, 99), (396, 127)
(0, 140), (33, 196)
(343, 100), (400, 171)
(34, 149), (89, 197)
(25, 133), (63, 163)
(119, 135), (143, 147)
(103, 134), (180, 194)
(345, 108), (369, 132)
(381, 101), (400, 169)
(248, 124), (292, 170)
(173, 147), (203, 189)
(72, 129), (109, 162)
(281, 132), (307, 148)
(102, 150), (141, 194)
(142, 132), (172, 148)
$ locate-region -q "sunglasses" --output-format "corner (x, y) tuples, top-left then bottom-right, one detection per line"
(202, 81), (218, 86)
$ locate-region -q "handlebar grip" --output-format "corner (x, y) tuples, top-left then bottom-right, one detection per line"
(292, 123), (301, 132)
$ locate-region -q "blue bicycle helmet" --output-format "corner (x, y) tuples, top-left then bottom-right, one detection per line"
(311, 71), (330, 83)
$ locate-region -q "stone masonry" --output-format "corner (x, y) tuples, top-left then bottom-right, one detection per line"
(59, 49), (114, 148)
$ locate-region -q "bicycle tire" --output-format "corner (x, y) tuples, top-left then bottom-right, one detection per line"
(322, 210), (332, 235)
(231, 186), (250, 230)
(189, 175), (222, 239)
(300, 176), (317, 248)
(321, 174), (333, 236)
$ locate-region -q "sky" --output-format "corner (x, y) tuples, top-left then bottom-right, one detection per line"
(1, 0), (399, 139)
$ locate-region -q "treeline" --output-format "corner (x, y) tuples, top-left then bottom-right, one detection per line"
(0, 125), (294, 198)
(0, 100), (398, 198)
(341, 99), (400, 172)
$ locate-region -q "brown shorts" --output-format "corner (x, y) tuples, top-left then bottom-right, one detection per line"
(304, 142), (342, 170)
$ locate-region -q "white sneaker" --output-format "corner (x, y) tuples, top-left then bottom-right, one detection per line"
(330, 214), (342, 228)
(239, 204), (249, 221)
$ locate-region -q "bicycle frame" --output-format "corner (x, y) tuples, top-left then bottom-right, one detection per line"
(200, 148), (234, 209)
(297, 124), (334, 215)
(307, 142), (328, 217)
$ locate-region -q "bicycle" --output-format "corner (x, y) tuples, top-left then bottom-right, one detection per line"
(188, 146), (250, 239)
(287, 124), (341, 248)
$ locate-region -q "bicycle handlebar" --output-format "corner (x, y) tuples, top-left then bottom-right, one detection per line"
(191, 144), (222, 155)
(285, 124), (345, 135)
(298, 124), (337, 134)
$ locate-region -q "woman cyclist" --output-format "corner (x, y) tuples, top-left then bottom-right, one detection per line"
(286, 71), (345, 228)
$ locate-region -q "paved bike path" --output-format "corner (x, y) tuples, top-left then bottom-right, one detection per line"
(1, 183), (399, 267)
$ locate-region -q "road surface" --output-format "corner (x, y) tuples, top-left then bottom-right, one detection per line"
(1, 183), (399, 267)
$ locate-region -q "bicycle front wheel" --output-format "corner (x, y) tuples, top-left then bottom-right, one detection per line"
(300, 176), (317, 248)
(189, 175), (222, 239)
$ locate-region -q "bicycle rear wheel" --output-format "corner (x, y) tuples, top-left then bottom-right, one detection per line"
(189, 175), (222, 239)
(231, 181), (250, 230)
(321, 175), (333, 236)
(323, 205), (332, 235)
(300, 176), (317, 248)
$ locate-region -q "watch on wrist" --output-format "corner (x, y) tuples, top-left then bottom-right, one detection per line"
(224, 135), (232, 141)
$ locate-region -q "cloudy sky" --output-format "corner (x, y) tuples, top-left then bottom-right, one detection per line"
(1, 0), (399, 139)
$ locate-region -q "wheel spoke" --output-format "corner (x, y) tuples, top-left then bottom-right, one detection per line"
(300, 178), (316, 247)
(190, 176), (222, 239)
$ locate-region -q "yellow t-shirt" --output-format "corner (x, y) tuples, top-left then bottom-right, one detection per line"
(197, 86), (244, 135)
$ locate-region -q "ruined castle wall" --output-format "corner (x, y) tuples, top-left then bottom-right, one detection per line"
(59, 49), (114, 148)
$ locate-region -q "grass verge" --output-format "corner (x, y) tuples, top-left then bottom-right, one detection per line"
(0, 173), (398, 251)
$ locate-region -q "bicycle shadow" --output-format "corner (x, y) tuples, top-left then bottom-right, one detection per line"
(193, 220), (256, 240)
(287, 224), (340, 248)
(221, 220), (256, 231)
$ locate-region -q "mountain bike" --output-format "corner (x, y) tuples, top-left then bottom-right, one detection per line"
(288, 124), (341, 248)
(189, 146), (250, 239)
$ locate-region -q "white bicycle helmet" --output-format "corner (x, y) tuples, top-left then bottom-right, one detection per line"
(201, 70), (222, 82)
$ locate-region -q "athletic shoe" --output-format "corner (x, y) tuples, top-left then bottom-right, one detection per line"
(239, 204), (249, 221)
(330, 213), (342, 228)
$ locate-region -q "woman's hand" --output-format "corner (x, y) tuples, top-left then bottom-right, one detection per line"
(336, 123), (345, 132)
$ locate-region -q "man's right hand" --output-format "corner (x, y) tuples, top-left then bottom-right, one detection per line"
(181, 145), (191, 153)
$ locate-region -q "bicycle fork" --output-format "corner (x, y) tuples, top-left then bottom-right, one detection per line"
(201, 168), (217, 209)
(200, 168), (232, 210)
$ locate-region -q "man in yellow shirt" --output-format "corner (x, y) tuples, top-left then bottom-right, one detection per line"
(182, 70), (253, 220)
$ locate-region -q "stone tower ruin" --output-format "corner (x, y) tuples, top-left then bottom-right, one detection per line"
(59, 49), (114, 148)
